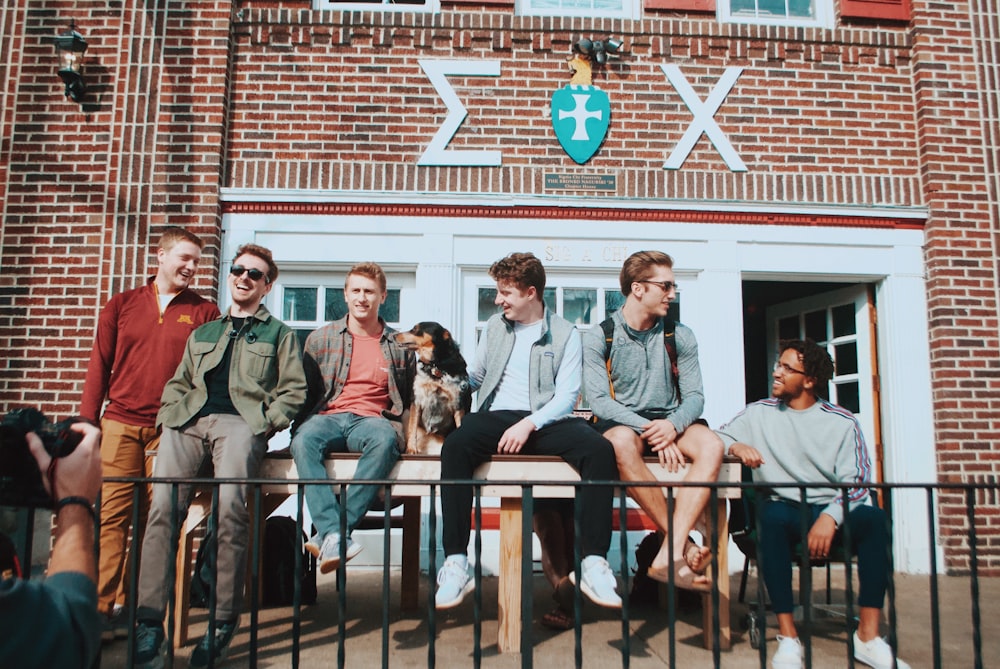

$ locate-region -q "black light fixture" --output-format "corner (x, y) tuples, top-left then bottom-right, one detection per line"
(572, 36), (624, 65)
(54, 22), (88, 102)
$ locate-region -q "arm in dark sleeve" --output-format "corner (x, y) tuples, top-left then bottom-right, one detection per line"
(0, 572), (100, 669)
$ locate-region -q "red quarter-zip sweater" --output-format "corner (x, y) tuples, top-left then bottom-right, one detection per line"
(80, 278), (219, 426)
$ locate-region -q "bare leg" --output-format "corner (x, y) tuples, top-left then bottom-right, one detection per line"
(776, 612), (798, 638)
(533, 507), (573, 590)
(606, 424), (723, 575)
(856, 606), (883, 642)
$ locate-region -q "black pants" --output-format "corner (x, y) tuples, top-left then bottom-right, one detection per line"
(440, 410), (617, 558)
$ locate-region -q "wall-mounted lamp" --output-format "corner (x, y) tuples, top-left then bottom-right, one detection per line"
(54, 22), (88, 102)
(573, 37), (624, 65)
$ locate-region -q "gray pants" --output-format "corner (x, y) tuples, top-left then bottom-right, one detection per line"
(136, 414), (267, 622)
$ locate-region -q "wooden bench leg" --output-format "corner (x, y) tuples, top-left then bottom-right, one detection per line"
(497, 497), (522, 653)
(700, 498), (731, 650)
(400, 497), (420, 611)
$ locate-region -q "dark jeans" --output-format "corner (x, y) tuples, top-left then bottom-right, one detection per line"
(440, 410), (617, 558)
(757, 498), (890, 614)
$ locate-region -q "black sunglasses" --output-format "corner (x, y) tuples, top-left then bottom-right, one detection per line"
(230, 265), (269, 283)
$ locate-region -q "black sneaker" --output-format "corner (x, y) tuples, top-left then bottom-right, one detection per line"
(134, 621), (166, 669)
(188, 618), (239, 668)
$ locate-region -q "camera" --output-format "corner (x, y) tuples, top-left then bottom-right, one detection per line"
(0, 409), (83, 509)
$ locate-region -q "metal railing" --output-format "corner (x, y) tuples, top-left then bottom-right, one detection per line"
(85, 476), (993, 669)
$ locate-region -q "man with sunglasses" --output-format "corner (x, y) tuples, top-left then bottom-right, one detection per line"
(81, 227), (218, 642)
(132, 244), (307, 669)
(581, 250), (724, 591)
(717, 339), (909, 669)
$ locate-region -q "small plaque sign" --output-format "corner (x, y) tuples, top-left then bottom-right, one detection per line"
(544, 173), (617, 192)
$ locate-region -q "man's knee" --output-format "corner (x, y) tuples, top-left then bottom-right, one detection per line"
(681, 425), (724, 467)
(606, 427), (643, 464)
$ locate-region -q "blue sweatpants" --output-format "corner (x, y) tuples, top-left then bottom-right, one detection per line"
(756, 498), (890, 613)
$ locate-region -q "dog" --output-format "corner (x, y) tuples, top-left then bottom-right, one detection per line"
(393, 321), (471, 455)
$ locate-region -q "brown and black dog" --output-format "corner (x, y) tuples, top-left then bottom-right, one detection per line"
(393, 321), (471, 455)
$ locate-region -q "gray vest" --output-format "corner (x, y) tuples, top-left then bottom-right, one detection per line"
(477, 308), (573, 412)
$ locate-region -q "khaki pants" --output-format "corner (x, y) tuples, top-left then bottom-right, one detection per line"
(136, 414), (267, 622)
(97, 418), (159, 617)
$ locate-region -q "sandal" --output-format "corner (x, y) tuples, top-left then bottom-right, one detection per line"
(645, 562), (712, 592)
(541, 606), (575, 631)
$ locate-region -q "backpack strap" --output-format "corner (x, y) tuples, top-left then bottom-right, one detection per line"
(661, 317), (681, 400)
(600, 317), (616, 400)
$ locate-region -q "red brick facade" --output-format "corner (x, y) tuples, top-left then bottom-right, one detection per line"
(1, 0), (997, 572)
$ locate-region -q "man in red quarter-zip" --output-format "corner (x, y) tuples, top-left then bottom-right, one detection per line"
(80, 227), (219, 642)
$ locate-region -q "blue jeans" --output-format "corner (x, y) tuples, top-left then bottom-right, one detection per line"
(757, 498), (890, 614)
(290, 412), (401, 539)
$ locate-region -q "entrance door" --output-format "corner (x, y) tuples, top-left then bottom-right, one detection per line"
(765, 285), (883, 482)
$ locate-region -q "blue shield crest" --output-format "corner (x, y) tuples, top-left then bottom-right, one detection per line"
(550, 85), (611, 164)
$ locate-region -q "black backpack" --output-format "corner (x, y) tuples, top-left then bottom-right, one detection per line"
(190, 517), (317, 609)
(261, 516), (317, 607)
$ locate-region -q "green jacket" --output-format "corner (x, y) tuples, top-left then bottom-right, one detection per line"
(158, 305), (307, 436)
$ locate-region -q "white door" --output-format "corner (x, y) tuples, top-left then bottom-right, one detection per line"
(765, 285), (882, 481)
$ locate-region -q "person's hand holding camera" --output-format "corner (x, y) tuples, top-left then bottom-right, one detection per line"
(26, 421), (102, 505)
(26, 422), (102, 581)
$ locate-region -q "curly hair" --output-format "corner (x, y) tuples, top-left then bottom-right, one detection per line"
(779, 338), (835, 388)
(234, 243), (278, 284)
(489, 252), (546, 297)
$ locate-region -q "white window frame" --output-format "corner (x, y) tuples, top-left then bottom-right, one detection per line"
(266, 269), (416, 335)
(718, 0), (834, 29)
(515, 0), (640, 20)
(313, 0), (440, 14)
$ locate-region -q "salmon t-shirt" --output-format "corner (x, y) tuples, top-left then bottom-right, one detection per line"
(323, 333), (391, 417)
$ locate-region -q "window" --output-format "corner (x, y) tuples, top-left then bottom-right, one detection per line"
(719, 0), (834, 28)
(313, 0), (440, 13)
(276, 277), (404, 351)
(515, 0), (640, 20)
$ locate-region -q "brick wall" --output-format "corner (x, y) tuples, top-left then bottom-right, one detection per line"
(0, 1), (230, 414)
(916, 0), (1000, 573)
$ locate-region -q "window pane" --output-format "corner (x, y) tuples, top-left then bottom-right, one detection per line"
(605, 291), (625, 315)
(382, 289), (401, 323)
(325, 289), (347, 322)
(543, 288), (557, 313)
(832, 303), (856, 338)
(478, 288), (498, 321)
(778, 316), (799, 341)
(563, 289), (596, 325)
(834, 342), (859, 375)
(283, 287), (317, 322)
(835, 381), (860, 413)
(804, 310), (827, 343)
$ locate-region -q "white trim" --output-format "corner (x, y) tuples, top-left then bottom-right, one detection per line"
(222, 214), (934, 573)
(718, 0), (835, 29)
(312, 0), (440, 13)
(219, 187), (928, 221)
(515, 0), (640, 20)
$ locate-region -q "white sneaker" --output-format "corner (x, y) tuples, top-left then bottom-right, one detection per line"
(435, 557), (473, 609)
(854, 632), (912, 669)
(771, 635), (803, 669)
(570, 556), (621, 609)
(310, 533), (363, 574)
